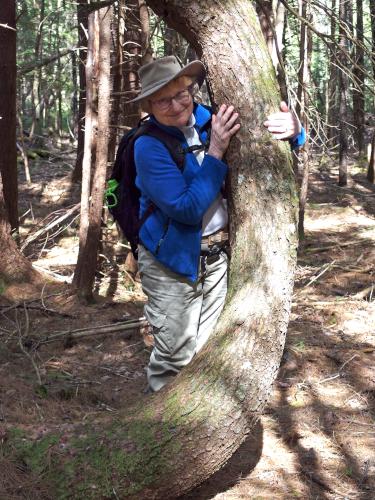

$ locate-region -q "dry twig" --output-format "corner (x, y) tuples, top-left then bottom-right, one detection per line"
(21, 203), (80, 251)
(302, 260), (336, 288)
(39, 317), (148, 345)
(16, 305), (42, 385)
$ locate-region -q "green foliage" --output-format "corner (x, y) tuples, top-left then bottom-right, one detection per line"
(17, 0), (77, 135)
(5, 428), (60, 476)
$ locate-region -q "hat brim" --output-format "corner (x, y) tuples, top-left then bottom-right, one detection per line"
(129, 60), (206, 103)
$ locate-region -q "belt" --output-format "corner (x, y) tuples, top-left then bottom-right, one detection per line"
(201, 227), (229, 246)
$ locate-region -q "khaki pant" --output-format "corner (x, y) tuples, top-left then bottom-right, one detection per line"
(138, 245), (228, 392)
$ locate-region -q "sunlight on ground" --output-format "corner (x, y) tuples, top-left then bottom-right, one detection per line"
(306, 206), (375, 232)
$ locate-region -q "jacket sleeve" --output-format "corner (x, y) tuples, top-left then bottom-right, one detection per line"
(290, 126), (306, 150)
(134, 135), (228, 225)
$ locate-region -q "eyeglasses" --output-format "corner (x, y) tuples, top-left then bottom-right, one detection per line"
(151, 86), (193, 111)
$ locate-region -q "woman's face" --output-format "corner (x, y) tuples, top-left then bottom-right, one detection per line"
(149, 80), (194, 127)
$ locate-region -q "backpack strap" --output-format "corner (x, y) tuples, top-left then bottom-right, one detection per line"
(132, 118), (212, 228)
(133, 116), (212, 169)
(134, 120), (186, 171)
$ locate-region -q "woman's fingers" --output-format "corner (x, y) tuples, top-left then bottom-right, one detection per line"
(215, 103), (227, 119)
(227, 122), (241, 137)
(224, 111), (239, 130)
(264, 102), (301, 140)
(214, 105), (239, 132)
(208, 105), (240, 160)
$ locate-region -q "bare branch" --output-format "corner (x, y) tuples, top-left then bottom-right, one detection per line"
(19, 48), (76, 75)
(21, 203), (80, 251)
(279, 0), (375, 94)
(0, 23), (16, 31)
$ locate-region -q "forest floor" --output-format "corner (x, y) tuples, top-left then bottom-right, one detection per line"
(0, 146), (374, 499)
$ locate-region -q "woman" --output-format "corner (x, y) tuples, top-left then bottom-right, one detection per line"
(130, 56), (304, 392)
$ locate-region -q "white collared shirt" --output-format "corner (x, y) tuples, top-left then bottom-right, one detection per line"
(180, 115), (228, 236)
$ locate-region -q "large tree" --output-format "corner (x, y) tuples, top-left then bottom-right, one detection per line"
(6, 1), (298, 497)
(72, 6), (113, 300)
(0, 1), (18, 231)
(338, 0), (349, 186)
(0, 180), (42, 298)
(0, 2), (44, 298)
(352, 0), (365, 155)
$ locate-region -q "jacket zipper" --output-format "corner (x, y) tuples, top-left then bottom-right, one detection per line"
(155, 219), (170, 255)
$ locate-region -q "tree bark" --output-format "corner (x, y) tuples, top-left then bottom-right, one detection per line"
(139, 0), (153, 64)
(338, 0), (349, 186)
(367, 132), (375, 184)
(72, 6), (112, 300)
(29, 0), (45, 139)
(56, 0), (63, 137)
(72, 0), (89, 183)
(370, 0), (375, 89)
(108, 0), (125, 162)
(254, 0), (286, 97)
(122, 0), (143, 128)
(8, 1), (298, 497)
(0, 1), (18, 232)
(0, 180), (42, 297)
(327, 0), (338, 143)
(164, 25), (186, 61)
(353, 0), (365, 155)
(255, 1), (274, 57)
(296, 0), (312, 241)
(72, 10), (97, 290)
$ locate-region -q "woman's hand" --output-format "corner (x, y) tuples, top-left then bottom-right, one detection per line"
(208, 104), (241, 160)
(264, 101), (301, 140)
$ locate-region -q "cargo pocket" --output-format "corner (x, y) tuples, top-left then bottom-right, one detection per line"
(144, 303), (173, 356)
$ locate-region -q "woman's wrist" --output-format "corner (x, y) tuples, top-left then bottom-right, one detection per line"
(207, 146), (223, 160)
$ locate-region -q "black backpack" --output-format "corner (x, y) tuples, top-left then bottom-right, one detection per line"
(105, 119), (188, 259)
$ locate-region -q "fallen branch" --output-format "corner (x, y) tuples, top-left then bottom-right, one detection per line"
(302, 260), (336, 288)
(32, 264), (73, 283)
(21, 203), (80, 251)
(353, 284), (375, 300)
(16, 306), (42, 386)
(292, 287), (375, 304)
(39, 317), (148, 344)
(304, 240), (368, 253)
(316, 354), (359, 385)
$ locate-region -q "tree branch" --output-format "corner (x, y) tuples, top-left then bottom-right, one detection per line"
(19, 48), (76, 75)
(279, 0), (375, 94)
(0, 23), (16, 31)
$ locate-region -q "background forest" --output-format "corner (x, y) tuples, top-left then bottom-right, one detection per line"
(1, 0), (375, 499)
(4, 0), (375, 290)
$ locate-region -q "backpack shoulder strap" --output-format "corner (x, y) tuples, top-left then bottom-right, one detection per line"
(134, 121), (186, 171)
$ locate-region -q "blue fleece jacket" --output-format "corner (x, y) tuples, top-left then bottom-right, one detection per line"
(134, 103), (305, 282)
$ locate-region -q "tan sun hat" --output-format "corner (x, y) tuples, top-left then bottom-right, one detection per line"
(129, 55), (206, 103)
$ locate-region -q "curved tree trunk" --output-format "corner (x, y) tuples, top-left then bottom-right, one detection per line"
(7, 1), (298, 497)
